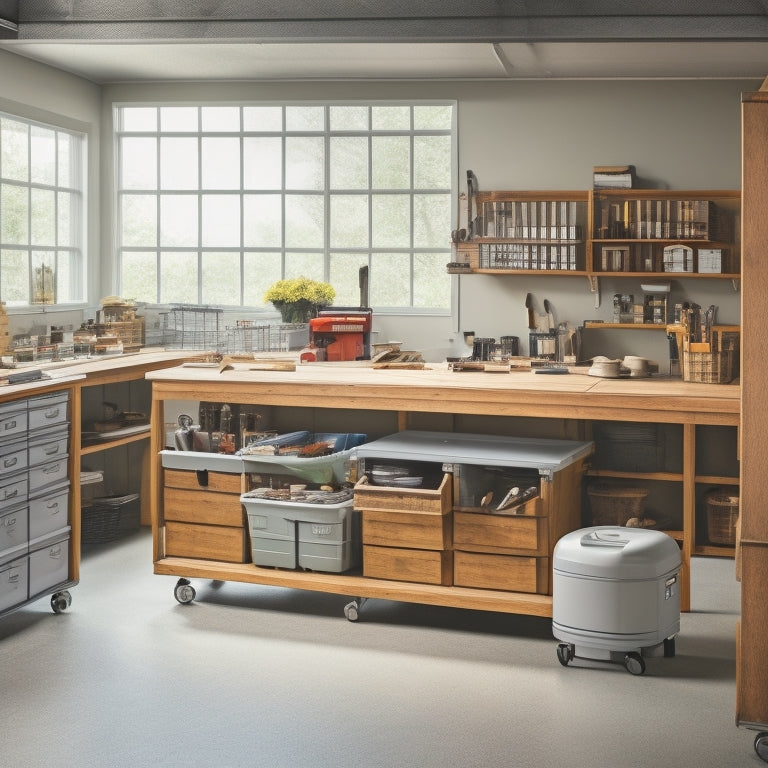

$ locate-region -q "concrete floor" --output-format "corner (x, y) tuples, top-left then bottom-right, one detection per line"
(0, 529), (761, 768)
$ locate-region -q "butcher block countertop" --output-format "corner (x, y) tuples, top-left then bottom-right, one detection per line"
(146, 361), (739, 426)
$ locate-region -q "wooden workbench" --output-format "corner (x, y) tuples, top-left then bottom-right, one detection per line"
(147, 363), (740, 616)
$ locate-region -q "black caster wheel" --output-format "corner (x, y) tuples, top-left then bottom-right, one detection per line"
(754, 731), (768, 762)
(51, 590), (72, 614)
(663, 637), (676, 658)
(557, 643), (574, 667)
(624, 651), (646, 676)
(174, 578), (196, 604)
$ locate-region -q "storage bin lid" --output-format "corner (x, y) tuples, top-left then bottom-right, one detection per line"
(354, 430), (593, 477)
(160, 450), (245, 474)
(554, 526), (681, 579)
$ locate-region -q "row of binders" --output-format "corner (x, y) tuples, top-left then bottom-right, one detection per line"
(482, 199), (584, 241)
(479, 243), (582, 271)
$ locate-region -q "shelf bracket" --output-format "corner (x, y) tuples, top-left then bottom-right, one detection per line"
(587, 275), (600, 308)
(731, 278), (740, 291)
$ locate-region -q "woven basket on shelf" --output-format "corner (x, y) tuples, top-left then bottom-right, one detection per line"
(705, 489), (739, 546)
(587, 483), (649, 526)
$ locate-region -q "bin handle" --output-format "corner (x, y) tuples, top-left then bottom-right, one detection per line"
(580, 530), (629, 548)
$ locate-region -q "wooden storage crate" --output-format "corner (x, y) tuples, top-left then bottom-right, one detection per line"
(162, 463), (248, 562)
(361, 508), (452, 551)
(353, 472), (451, 515)
(453, 496), (547, 555)
(363, 544), (453, 586)
(453, 551), (549, 593)
(705, 488), (739, 546)
(164, 520), (248, 563)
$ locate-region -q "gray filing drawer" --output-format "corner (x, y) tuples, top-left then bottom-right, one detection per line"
(29, 427), (69, 467)
(0, 504), (28, 563)
(0, 402), (28, 442)
(28, 527), (70, 598)
(29, 456), (69, 495)
(27, 392), (69, 433)
(0, 472), (28, 512)
(0, 439), (28, 478)
(0, 556), (28, 613)
(29, 483), (69, 541)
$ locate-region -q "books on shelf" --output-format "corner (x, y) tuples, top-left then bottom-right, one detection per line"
(593, 165), (636, 189)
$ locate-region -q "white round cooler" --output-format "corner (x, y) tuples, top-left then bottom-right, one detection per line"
(552, 526), (681, 675)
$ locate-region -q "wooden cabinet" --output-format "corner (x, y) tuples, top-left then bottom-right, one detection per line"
(736, 82), (768, 733)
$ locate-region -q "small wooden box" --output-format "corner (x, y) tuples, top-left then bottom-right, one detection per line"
(164, 467), (243, 494)
(163, 486), (245, 527)
(164, 520), (248, 563)
(362, 508), (452, 551)
(453, 550), (549, 594)
(363, 544), (453, 586)
(453, 497), (547, 555)
(354, 473), (451, 515)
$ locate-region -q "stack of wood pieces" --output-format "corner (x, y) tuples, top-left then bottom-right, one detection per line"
(371, 348), (425, 369)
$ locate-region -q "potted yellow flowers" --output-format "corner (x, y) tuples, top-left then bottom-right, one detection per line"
(264, 277), (335, 324)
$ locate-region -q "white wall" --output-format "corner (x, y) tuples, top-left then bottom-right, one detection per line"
(0, 57), (760, 363)
(0, 49), (102, 338)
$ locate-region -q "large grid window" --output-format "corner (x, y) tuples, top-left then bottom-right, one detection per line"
(0, 112), (85, 306)
(115, 103), (455, 310)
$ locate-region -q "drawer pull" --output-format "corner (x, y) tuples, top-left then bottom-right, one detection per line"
(3, 457), (18, 469)
(43, 463), (62, 475)
(2, 420), (17, 431)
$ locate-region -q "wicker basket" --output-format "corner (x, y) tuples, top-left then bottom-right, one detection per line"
(705, 489), (739, 546)
(587, 483), (648, 526)
(682, 349), (734, 384)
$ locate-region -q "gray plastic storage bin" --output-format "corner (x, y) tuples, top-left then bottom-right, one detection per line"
(0, 402), (28, 441)
(0, 438), (28, 478)
(28, 426), (69, 467)
(28, 482), (70, 541)
(28, 527), (70, 598)
(0, 504), (28, 562)
(552, 526), (681, 675)
(28, 456), (69, 495)
(0, 555), (28, 613)
(27, 392), (68, 432)
(0, 471), (28, 512)
(242, 491), (359, 572)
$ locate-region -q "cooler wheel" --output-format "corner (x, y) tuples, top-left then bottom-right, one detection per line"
(557, 643), (574, 667)
(663, 637), (676, 658)
(51, 590), (72, 614)
(174, 578), (196, 604)
(754, 732), (768, 762)
(623, 651), (646, 675)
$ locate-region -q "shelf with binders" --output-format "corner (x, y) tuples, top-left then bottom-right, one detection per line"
(451, 191), (589, 275)
(588, 189), (741, 284)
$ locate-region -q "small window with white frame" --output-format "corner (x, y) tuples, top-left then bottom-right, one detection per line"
(0, 111), (86, 307)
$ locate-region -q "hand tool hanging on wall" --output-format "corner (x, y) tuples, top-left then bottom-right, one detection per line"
(467, 170), (478, 237)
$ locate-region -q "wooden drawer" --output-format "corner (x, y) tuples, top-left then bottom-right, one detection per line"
(453, 550), (549, 594)
(453, 498), (547, 555)
(164, 520), (248, 563)
(362, 508), (452, 551)
(164, 486), (245, 527)
(354, 472), (451, 515)
(163, 467), (243, 494)
(363, 544), (452, 586)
